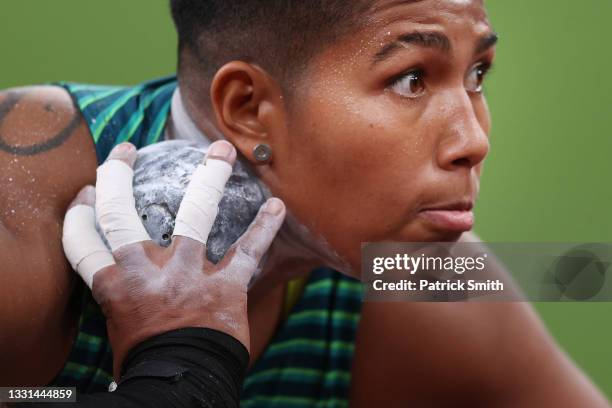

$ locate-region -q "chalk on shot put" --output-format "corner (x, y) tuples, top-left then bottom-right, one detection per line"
(131, 140), (268, 264)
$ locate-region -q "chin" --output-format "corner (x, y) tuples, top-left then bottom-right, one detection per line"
(394, 221), (468, 243)
(422, 230), (465, 242)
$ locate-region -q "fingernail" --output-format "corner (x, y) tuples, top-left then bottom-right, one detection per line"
(207, 141), (235, 161)
(111, 143), (134, 156)
(265, 198), (284, 216)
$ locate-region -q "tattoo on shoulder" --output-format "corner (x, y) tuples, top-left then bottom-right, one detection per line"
(0, 90), (81, 156)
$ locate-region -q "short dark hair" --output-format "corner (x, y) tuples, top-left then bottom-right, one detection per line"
(170, 0), (371, 85)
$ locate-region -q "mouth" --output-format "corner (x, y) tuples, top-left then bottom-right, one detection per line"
(417, 200), (475, 232)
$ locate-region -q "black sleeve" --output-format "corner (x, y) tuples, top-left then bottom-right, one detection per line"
(30, 327), (249, 408)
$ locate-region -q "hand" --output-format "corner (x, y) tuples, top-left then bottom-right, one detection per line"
(62, 140), (286, 378)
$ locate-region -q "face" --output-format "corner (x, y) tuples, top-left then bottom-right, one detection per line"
(269, 0), (496, 275)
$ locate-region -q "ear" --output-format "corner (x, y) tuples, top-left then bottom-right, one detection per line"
(210, 61), (286, 166)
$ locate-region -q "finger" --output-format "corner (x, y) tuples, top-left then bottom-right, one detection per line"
(229, 198), (286, 281)
(173, 140), (236, 245)
(62, 185), (116, 289)
(95, 143), (151, 252)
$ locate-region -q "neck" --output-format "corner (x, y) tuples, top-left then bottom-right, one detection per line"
(173, 86), (225, 142)
(172, 86), (350, 291)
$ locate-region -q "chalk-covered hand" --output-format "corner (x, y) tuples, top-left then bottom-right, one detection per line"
(62, 140), (285, 378)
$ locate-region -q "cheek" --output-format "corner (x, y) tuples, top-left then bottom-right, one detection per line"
(280, 90), (430, 245)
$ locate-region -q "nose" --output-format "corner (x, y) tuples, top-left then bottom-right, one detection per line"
(436, 92), (490, 171)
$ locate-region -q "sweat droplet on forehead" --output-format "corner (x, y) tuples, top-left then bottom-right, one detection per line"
(131, 140), (268, 264)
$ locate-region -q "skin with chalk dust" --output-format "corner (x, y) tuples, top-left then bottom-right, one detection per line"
(132, 140), (267, 265)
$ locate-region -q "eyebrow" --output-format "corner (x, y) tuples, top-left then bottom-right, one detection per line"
(372, 31), (498, 64)
(475, 32), (499, 54)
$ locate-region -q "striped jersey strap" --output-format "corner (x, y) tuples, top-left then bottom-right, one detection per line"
(56, 76), (177, 164)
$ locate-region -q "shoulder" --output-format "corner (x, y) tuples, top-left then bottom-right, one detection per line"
(349, 234), (531, 406)
(1, 84), (80, 132)
(349, 231), (569, 407)
(0, 85), (98, 230)
(0, 84), (90, 152)
(350, 301), (492, 406)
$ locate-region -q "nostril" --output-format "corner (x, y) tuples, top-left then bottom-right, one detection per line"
(452, 157), (471, 167)
(141, 213), (148, 221)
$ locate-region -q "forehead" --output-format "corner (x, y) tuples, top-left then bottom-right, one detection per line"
(319, 0), (492, 63)
(364, 0), (489, 29)
(367, 0), (487, 20)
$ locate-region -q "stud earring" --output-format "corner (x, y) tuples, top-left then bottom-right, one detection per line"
(253, 143), (272, 164)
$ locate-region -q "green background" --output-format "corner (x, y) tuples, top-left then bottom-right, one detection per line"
(1, 0), (611, 397)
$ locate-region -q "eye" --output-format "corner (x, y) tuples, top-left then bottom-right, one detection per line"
(465, 62), (491, 93)
(389, 69), (426, 98)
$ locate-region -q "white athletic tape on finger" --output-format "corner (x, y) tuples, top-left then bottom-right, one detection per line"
(173, 158), (233, 245)
(63, 205), (115, 289)
(96, 160), (150, 251)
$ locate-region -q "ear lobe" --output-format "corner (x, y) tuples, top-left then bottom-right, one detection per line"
(210, 61), (284, 165)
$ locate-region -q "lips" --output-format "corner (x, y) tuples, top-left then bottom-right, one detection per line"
(418, 200), (475, 232)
